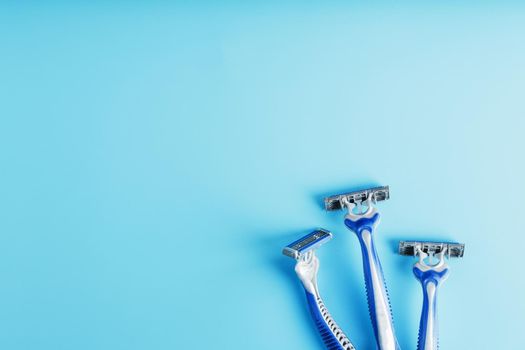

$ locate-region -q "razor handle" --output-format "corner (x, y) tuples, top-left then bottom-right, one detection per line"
(413, 266), (449, 350)
(344, 212), (400, 350)
(304, 291), (355, 350)
(295, 257), (355, 350)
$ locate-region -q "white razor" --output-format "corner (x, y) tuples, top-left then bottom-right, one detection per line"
(283, 229), (356, 350)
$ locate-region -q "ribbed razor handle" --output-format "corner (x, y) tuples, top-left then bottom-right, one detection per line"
(304, 290), (355, 350)
(345, 213), (400, 350)
(414, 267), (449, 350)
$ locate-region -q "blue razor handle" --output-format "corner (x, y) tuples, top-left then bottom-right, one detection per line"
(398, 241), (464, 350)
(413, 254), (450, 350)
(344, 204), (400, 350)
(295, 254), (356, 350)
(305, 291), (355, 350)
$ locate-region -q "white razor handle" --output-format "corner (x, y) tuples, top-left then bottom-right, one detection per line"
(295, 255), (356, 350)
(413, 254), (449, 350)
(344, 205), (400, 350)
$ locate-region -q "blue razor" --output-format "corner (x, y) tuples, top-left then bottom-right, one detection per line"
(283, 229), (356, 350)
(398, 241), (465, 350)
(325, 186), (400, 350)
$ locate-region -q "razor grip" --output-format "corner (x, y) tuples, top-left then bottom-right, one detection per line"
(304, 290), (356, 350)
(344, 214), (400, 350)
(413, 267), (449, 350)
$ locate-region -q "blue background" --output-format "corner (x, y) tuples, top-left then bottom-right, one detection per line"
(1, 2), (524, 349)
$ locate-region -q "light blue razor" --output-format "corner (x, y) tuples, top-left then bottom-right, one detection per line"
(398, 241), (465, 350)
(325, 186), (400, 350)
(283, 229), (356, 350)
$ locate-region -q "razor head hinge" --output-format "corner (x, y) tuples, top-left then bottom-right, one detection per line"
(324, 185), (390, 211)
(282, 229), (333, 260)
(399, 241), (465, 258)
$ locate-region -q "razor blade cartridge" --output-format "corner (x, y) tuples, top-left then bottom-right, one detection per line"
(282, 229), (332, 260)
(398, 241), (465, 258)
(324, 186), (389, 211)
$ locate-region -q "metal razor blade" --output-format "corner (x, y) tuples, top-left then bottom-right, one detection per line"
(324, 186), (390, 211)
(282, 229), (332, 260)
(399, 241), (465, 258)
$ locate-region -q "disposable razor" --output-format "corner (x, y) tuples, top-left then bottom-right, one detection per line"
(325, 186), (400, 350)
(398, 241), (464, 350)
(283, 229), (356, 350)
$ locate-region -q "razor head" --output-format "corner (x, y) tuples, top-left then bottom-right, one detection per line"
(324, 185), (390, 211)
(282, 229), (332, 260)
(399, 241), (465, 258)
